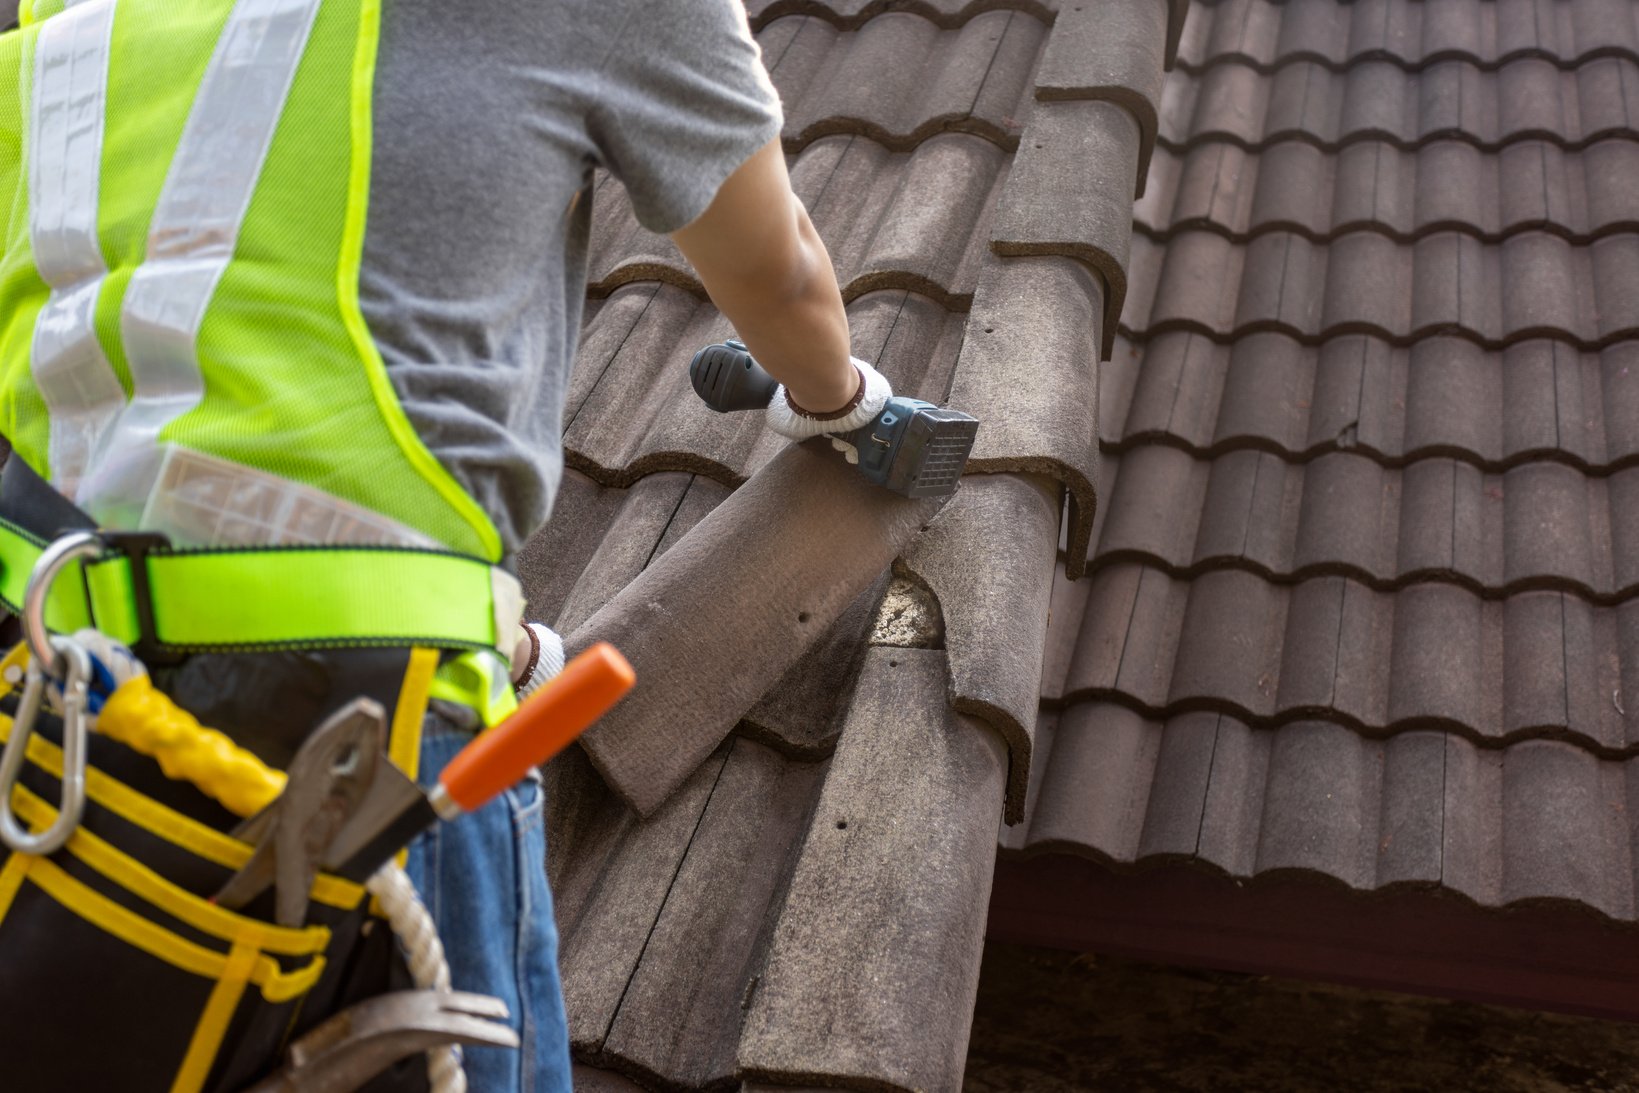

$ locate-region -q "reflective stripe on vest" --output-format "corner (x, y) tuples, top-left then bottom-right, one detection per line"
(28, 0), (123, 496)
(82, 0), (323, 524)
(1, 0), (504, 561)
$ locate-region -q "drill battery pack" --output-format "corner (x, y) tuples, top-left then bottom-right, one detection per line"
(688, 340), (978, 498)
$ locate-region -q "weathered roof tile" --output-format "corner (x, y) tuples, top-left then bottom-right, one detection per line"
(1032, 0), (1169, 191)
(738, 649), (1006, 1091)
(768, 10), (1044, 151)
(567, 442), (943, 815)
(1159, 55), (1639, 149)
(599, 739), (828, 1088)
(904, 472), (1059, 820)
(952, 255), (1102, 570)
(992, 99), (1140, 323)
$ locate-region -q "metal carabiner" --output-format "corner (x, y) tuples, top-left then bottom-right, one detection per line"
(21, 530), (103, 677)
(0, 635), (92, 856)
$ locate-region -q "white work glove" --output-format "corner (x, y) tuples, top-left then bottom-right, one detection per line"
(511, 621), (565, 701)
(764, 357), (892, 464)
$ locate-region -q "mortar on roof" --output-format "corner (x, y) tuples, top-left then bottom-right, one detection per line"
(870, 574), (945, 648)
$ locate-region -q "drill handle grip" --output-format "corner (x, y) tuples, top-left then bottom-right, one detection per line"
(690, 340), (780, 412)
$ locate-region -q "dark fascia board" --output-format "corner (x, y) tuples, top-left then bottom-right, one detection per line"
(990, 855), (1639, 1024)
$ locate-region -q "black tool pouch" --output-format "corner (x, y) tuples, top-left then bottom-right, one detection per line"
(0, 678), (385, 1092)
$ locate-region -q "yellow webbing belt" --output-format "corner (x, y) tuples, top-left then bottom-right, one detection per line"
(0, 520), (521, 657)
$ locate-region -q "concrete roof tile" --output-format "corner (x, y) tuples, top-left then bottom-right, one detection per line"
(569, 442), (944, 816)
(993, 99), (1140, 324)
(1499, 740), (1633, 916)
(1158, 54), (1639, 149)
(903, 473), (1059, 820)
(951, 255), (1101, 571)
(770, 10), (1044, 151)
(738, 649), (1006, 1091)
(1033, 0), (1169, 192)
(600, 739), (828, 1088)
(1254, 720), (1383, 887)
(1020, 702), (1161, 861)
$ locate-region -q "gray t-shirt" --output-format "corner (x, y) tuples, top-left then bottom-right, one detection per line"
(362, 0), (783, 555)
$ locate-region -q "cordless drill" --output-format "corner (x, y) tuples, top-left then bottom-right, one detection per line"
(689, 340), (979, 499)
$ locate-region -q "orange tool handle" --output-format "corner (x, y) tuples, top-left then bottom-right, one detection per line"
(439, 642), (635, 813)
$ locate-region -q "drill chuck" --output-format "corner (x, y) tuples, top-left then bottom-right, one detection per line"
(688, 340), (977, 498)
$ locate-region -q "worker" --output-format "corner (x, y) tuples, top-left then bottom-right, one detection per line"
(0, 0), (887, 1089)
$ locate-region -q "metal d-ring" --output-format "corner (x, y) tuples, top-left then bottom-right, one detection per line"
(0, 634), (93, 856)
(21, 530), (103, 676)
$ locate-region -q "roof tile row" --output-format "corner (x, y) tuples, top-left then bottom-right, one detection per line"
(1091, 446), (1639, 599)
(1123, 229), (1639, 348)
(747, 0), (1058, 30)
(1007, 703), (1639, 921)
(1160, 55), (1639, 150)
(1041, 561), (1639, 753)
(1136, 137), (1639, 243)
(1100, 332), (1639, 473)
(590, 133), (1008, 307)
(1175, 0), (1639, 72)
(762, 10), (1045, 151)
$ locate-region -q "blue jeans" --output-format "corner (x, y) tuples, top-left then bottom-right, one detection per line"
(403, 717), (573, 1093)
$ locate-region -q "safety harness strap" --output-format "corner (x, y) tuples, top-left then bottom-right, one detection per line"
(0, 521), (523, 657)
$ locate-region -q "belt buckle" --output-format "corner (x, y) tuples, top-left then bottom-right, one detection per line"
(97, 529), (183, 666)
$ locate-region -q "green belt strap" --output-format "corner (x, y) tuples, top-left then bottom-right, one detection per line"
(0, 520), (522, 656)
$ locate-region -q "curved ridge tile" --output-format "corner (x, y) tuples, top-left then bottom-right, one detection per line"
(1174, 0), (1639, 74)
(564, 283), (967, 486)
(524, 469), (889, 765)
(1158, 54), (1639, 153)
(1099, 332), (1639, 473)
(764, 10), (1045, 153)
(1049, 564), (1639, 754)
(954, 255), (1102, 576)
(1033, 0), (1169, 192)
(1012, 703), (1639, 919)
(1092, 446), (1639, 601)
(1124, 228), (1639, 349)
(902, 473), (1060, 822)
(1135, 138), (1639, 245)
(992, 100), (1139, 333)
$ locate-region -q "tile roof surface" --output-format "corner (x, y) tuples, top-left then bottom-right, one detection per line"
(530, 0), (1639, 1088)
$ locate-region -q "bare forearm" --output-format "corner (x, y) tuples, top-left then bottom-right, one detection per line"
(699, 202), (855, 412)
(671, 139), (859, 414)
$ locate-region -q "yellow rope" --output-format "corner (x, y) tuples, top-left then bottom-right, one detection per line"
(96, 676), (285, 819)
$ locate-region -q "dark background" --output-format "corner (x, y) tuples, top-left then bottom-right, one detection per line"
(966, 943), (1639, 1093)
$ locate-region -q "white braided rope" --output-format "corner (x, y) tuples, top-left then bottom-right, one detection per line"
(70, 628), (146, 688)
(368, 863), (466, 1093)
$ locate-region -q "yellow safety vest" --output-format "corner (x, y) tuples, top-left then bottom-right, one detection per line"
(0, 0), (520, 716)
(0, 0), (501, 560)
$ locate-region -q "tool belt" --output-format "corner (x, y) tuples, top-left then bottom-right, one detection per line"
(1, 668), (363, 1090)
(0, 459), (503, 1092)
